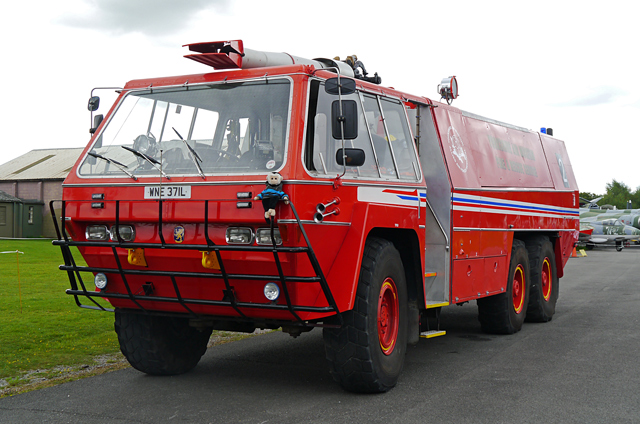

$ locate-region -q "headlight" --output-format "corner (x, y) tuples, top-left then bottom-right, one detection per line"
(94, 273), (108, 290)
(264, 282), (280, 301)
(86, 225), (109, 241)
(110, 225), (135, 241)
(256, 228), (282, 245)
(226, 227), (254, 244)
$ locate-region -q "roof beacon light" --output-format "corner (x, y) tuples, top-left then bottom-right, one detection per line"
(540, 127), (554, 136)
(437, 76), (459, 105)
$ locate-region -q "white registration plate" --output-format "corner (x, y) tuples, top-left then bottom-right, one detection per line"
(144, 186), (191, 199)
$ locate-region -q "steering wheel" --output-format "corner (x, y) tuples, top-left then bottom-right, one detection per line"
(132, 133), (157, 168)
(208, 149), (240, 163)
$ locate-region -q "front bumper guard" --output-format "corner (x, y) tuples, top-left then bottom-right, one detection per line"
(50, 198), (342, 327)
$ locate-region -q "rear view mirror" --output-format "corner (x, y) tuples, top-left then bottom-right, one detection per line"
(90, 114), (103, 135)
(336, 148), (365, 167)
(325, 77), (356, 95)
(88, 96), (100, 112)
(331, 100), (358, 140)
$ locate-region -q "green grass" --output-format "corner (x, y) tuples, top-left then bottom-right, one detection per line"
(0, 239), (264, 396)
(0, 239), (119, 380)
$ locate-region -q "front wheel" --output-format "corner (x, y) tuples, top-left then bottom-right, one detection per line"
(115, 310), (212, 376)
(323, 237), (408, 393)
(478, 239), (530, 334)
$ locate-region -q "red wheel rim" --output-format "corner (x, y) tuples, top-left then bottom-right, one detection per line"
(541, 258), (552, 301)
(512, 264), (525, 314)
(378, 278), (399, 356)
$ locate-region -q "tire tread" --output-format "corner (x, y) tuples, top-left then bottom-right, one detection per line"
(323, 238), (406, 393)
(115, 311), (212, 376)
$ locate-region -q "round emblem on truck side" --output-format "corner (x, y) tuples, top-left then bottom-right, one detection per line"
(447, 126), (468, 173)
(173, 226), (185, 243)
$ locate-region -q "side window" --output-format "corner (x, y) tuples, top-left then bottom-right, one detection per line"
(312, 113), (328, 173)
(305, 82), (378, 178)
(380, 98), (420, 180)
(304, 81), (419, 180)
(362, 94), (396, 178)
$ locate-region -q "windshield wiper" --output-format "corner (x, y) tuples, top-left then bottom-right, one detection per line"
(121, 146), (170, 180)
(172, 127), (205, 179)
(87, 152), (137, 180)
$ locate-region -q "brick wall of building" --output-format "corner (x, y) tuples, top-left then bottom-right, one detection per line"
(16, 181), (43, 201)
(42, 180), (63, 238)
(0, 182), (17, 197)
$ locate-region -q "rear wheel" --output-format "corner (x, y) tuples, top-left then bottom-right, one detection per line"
(323, 237), (408, 393)
(525, 236), (558, 322)
(478, 239), (530, 334)
(115, 310), (212, 376)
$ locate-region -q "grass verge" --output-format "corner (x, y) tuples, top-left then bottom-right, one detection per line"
(0, 239), (263, 398)
(0, 239), (121, 396)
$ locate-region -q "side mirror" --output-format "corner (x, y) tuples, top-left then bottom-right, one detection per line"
(331, 100), (358, 140)
(336, 148), (365, 167)
(325, 77), (356, 95)
(90, 114), (104, 134)
(88, 96), (100, 112)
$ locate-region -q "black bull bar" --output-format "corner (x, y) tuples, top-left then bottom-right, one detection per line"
(50, 198), (342, 327)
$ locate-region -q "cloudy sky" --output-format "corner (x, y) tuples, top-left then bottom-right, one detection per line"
(2, 0), (637, 194)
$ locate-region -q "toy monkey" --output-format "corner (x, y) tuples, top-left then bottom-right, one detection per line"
(254, 172), (289, 221)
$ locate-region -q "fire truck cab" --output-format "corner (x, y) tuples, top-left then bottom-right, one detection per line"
(54, 40), (579, 393)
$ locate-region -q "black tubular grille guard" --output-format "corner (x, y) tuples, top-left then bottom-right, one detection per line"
(50, 198), (342, 327)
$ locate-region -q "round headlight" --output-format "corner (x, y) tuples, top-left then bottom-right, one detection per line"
(264, 282), (280, 301)
(94, 273), (108, 290)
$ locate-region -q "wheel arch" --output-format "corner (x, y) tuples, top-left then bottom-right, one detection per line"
(367, 228), (424, 307)
(514, 231), (564, 278)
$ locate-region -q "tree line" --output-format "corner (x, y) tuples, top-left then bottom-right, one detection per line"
(580, 180), (640, 209)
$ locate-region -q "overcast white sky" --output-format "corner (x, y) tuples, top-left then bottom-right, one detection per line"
(1, 0), (637, 194)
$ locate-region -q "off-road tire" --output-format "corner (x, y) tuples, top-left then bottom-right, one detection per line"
(525, 236), (558, 322)
(115, 310), (212, 376)
(323, 237), (408, 393)
(478, 239), (530, 334)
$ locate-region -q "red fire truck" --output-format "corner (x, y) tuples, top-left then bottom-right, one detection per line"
(53, 40), (579, 393)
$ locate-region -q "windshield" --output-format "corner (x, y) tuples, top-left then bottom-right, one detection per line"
(79, 79), (292, 178)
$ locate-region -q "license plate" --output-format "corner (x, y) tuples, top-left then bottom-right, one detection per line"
(144, 185), (191, 199)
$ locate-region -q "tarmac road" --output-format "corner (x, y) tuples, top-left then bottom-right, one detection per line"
(1, 248), (640, 424)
